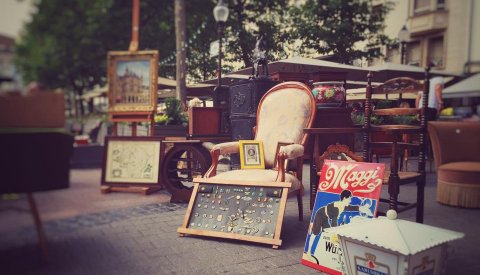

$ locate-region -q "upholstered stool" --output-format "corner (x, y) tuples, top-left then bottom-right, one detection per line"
(437, 161), (480, 208)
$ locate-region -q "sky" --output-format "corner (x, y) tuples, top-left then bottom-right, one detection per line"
(0, 0), (34, 39)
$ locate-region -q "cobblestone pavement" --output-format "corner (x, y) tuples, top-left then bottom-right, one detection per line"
(0, 166), (479, 275)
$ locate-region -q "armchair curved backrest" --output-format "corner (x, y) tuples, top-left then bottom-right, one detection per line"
(254, 81), (316, 168)
(428, 121), (480, 169)
(204, 81), (316, 221)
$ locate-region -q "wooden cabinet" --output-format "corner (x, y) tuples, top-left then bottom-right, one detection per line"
(228, 78), (278, 168)
(229, 78), (278, 140)
(305, 107), (354, 157)
(213, 85), (230, 134)
(188, 107), (222, 136)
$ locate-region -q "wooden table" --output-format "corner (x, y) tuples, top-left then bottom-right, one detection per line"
(303, 127), (364, 209)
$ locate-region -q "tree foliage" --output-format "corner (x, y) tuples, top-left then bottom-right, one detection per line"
(224, 0), (290, 67)
(15, 0), (212, 115)
(289, 0), (394, 64)
(14, 0), (394, 115)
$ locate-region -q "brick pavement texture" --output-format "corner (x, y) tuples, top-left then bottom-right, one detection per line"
(1, 167), (479, 275)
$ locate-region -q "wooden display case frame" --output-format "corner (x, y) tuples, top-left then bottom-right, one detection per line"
(178, 178), (291, 248)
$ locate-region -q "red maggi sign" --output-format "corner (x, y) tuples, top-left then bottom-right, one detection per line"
(318, 161), (384, 194)
(302, 160), (385, 274)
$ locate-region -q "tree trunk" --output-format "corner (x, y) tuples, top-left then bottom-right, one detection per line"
(175, 0), (187, 109)
(234, 1), (252, 68)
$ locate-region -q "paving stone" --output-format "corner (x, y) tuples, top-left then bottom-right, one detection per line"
(0, 165), (477, 274)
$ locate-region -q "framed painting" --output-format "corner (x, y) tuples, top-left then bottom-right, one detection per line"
(107, 50), (159, 113)
(239, 140), (265, 169)
(101, 136), (164, 187)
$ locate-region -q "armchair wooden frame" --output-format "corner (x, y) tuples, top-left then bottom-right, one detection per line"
(205, 82), (317, 221)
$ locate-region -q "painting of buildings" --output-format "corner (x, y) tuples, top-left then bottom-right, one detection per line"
(114, 60), (150, 105)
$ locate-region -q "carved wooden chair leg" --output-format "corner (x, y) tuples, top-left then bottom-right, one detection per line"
(27, 193), (48, 261)
(297, 191), (303, 221)
(416, 176), (426, 223)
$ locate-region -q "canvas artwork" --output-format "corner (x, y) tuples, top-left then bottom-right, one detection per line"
(107, 50), (158, 113)
(114, 60), (150, 104)
(302, 159), (385, 274)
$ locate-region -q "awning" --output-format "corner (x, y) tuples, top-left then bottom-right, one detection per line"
(201, 74), (251, 86)
(443, 73), (480, 98)
(225, 56), (371, 82)
(366, 62), (461, 82)
(81, 86), (108, 100)
(82, 77), (216, 100)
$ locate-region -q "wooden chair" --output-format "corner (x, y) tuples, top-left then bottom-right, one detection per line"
(309, 143), (363, 208)
(363, 69), (431, 223)
(205, 81), (317, 221)
(315, 143), (364, 172)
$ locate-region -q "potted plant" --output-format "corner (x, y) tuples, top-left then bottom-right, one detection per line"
(153, 97), (188, 137)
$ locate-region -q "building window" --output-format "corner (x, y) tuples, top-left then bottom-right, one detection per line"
(437, 0), (445, 9)
(428, 36), (444, 67)
(414, 0), (430, 13)
(406, 41), (421, 66)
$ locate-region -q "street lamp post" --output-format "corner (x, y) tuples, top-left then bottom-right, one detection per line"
(397, 25), (410, 102)
(398, 25), (410, 65)
(213, 0), (229, 87)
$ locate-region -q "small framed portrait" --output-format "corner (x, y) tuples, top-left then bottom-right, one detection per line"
(107, 50), (159, 113)
(239, 140), (265, 169)
(101, 136), (164, 187)
(273, 142), (294, 169)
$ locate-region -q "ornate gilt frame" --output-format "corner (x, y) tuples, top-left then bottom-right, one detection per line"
(107, 50), (158, 113)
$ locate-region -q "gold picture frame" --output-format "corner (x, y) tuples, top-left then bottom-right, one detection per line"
(239, 140), (265, 169)
(101, 136), (164, 187)
(107, 50), (159, 113)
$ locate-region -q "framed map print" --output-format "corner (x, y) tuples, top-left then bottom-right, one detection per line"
(101, 136), (164, 187)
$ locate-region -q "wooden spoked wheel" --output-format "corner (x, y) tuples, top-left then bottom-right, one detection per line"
(162, 143), (211, 202)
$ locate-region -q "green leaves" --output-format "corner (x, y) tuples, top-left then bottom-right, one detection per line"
(289, 0), (394, 64)
(14, 0), (395, 114)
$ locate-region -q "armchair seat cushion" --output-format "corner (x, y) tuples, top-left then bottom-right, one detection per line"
(438, 161), (480, 185)
(211, 169), (302, 191)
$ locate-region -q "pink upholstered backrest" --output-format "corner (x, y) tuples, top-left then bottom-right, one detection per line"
(254, 82), (316, 168)
(428, 121), (480, 168)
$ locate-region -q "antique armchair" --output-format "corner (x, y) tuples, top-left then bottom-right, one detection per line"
(204, 81), (316, 221)
(428, 121), (480, 208)
(362, 69), (431, 223)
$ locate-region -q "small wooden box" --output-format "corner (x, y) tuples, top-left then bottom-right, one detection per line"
(188, 107), (221, 136)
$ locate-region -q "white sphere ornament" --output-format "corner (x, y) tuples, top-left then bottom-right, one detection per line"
(386, 209), (398, 220)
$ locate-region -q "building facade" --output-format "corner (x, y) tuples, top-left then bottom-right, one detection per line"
(394, 0), (479, 74)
